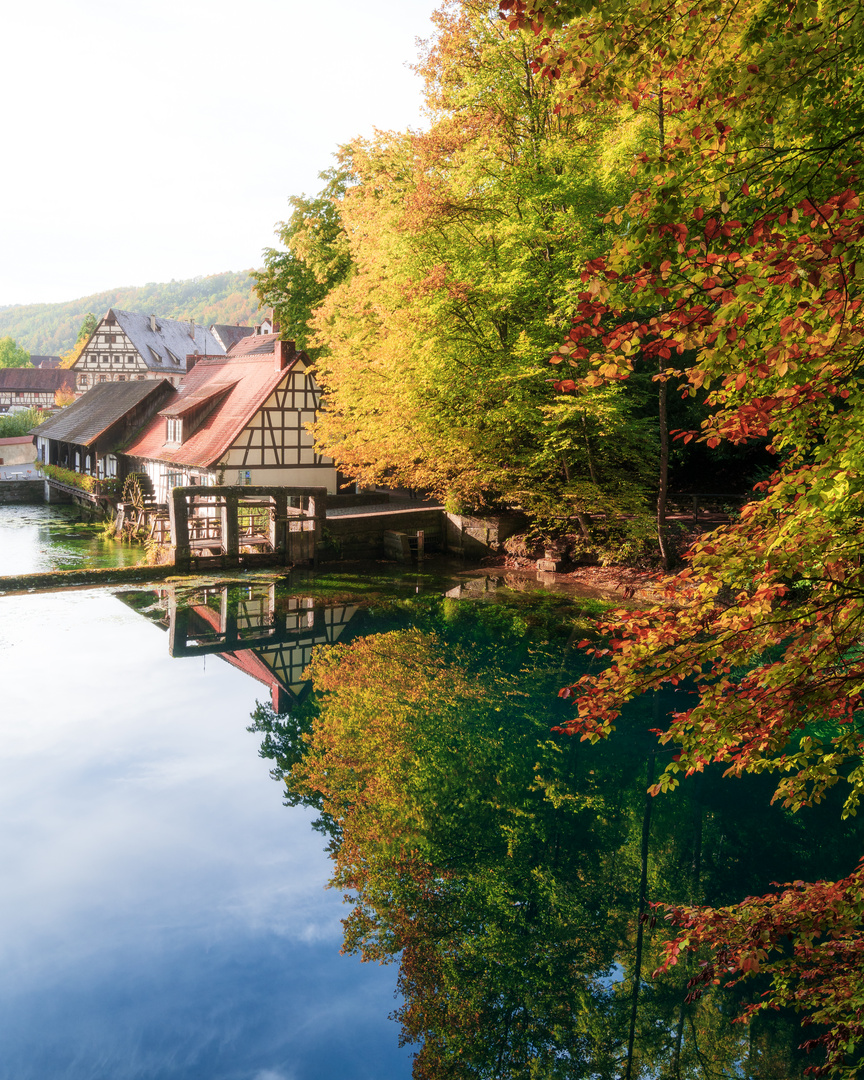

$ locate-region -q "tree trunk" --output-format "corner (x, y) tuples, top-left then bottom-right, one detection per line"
(657, 370), (671, 570)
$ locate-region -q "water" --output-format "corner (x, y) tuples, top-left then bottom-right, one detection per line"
(0, 503), (145, 574)
(0, 583), (412, 1080)
(0, 518), (860, 1078)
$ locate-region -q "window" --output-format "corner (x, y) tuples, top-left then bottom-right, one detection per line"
(99, 375), (107, 382)
(149, 347), (163, 365)
(166, 470), (184, 491)
(166, 418), (182, 444)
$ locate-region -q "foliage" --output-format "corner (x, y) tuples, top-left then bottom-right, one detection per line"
(0, 335), (31, 369)
(493, 0), (864, 1072)
(252, 163), (353, 358)
(0, 271), (262, 355)
(60, 313), (98, 369)
(0, 407), (46, 438)
(38, 463), (97, 493)
(305, 0), (659, 522)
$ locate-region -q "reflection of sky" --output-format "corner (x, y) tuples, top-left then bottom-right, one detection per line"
(0, 589), (411, 1080)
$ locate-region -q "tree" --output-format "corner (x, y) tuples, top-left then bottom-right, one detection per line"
(494, 0), (864, 1072)
(59, 312), (97, 369)
(0, 336), (31, 368)
(306, 0), (661, 528)
(252, 164), (353, 358)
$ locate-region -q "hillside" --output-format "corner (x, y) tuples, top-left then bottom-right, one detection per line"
(0, 271), (263, 354)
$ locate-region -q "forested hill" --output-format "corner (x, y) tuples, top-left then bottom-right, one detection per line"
(0, 271), (262, 354)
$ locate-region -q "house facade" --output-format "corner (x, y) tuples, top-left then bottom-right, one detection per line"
(123, 338), (337, 502)
(72, 309), (224, 392)
(0, 368), (77, 411)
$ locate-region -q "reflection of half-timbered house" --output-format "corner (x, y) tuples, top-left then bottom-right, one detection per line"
(72, 309), (224, 392)
(123, 338), (336, 501)
(126, 583), (358, 712)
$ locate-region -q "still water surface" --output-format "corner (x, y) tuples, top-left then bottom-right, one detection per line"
(1, 504), (861, 1079)
(0, 503), (145, 574)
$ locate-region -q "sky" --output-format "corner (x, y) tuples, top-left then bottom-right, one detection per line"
(0, 0), (439, 307)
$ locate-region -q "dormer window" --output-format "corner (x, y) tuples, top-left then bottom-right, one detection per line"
(149, 346), (163, 365)
(166, 418), (183, 444)
(166, 349), (181, 366)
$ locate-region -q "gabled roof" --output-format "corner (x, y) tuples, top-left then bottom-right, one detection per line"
(160, 380), (237, 418)
(102, 309), (225, 373)
(125, 350), (305, 469)
(210, 324), (255, 352)
(0, 368), (76, 392)
(226, 332), (281, 357)
(30, 380), (174, 447)
(30, 356), (62, 369)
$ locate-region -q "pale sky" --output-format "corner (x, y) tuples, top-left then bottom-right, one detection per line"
(0, 0), (439, 306)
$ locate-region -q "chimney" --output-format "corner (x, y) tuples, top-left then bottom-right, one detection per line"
(274, 339), (295, 372)
(150, 314), (157, 332)
(189, 318), (195, 340)
(185, 355), (199, 374)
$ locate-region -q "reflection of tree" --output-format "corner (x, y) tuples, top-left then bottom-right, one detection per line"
(251, 598), (861, 1078)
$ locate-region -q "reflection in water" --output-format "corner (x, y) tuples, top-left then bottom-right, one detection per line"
(120, 582), (358, 712)
(244, 594), (863, 1080)
(0, 503), (144, 574)
(0, 584), (412, 1080)
(110, 579), (864, 1078)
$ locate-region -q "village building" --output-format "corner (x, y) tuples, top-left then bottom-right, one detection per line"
(30, 355), (63, 369)
(123, 337), (337, 502)
(32, 380), (175, 485)
(209, 324), (255, 352)
(72, 309), (224, 392)
(0, 368), (77, 412)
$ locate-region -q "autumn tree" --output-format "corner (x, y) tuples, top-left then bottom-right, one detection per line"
(252, 164), (353, 358)
(306, 0), (662, 528)
(490, 0), (864, 1072)
(59, 312), (97, 369)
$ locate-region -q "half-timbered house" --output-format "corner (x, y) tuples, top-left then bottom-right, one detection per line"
(123, 339), (336, 502)
(0, 368), (78, 411)
(72, 309), (224, 392)
(32, 380), (175, 484)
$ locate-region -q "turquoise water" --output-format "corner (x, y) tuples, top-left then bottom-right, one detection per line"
(0, 503), (145, 575)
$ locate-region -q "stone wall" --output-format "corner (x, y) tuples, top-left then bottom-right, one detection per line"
(323, 508), (445, 561)
(444, 511), (528, 559)
(321, 508), (527, 562)
(0, 480), (47, 505)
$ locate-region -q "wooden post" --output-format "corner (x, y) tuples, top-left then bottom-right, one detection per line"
(222, 493), (240, 565)
(273, 492), (288, 564)
(169, 489), (190, 570)
(416, 529), (425, 561)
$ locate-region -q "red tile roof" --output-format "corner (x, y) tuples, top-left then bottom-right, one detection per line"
(124, 352), (300, 468)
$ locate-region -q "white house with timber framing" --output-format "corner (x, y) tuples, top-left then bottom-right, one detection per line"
(123, 337), (336, 502)
(72, 309), (225, 392)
